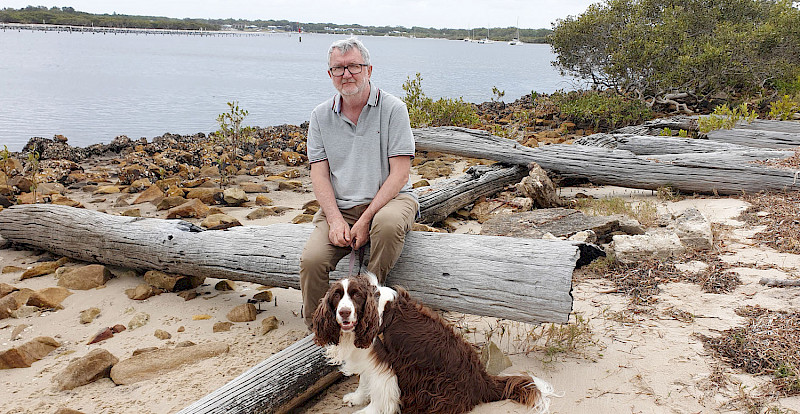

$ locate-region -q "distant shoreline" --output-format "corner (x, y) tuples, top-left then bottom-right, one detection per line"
(0, 23), (267, 36)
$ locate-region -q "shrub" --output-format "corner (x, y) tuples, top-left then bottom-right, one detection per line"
(768, 95), (800, 121)
(551, 90), (652, 130)
(698, 103), (757, 133)
(402, 73), (478, 128)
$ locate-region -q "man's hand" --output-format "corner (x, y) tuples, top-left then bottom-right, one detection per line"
(350, 217), (370, 250)
(327, 218), (352, 247)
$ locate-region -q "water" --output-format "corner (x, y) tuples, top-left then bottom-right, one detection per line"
(0, 30), (578, 152)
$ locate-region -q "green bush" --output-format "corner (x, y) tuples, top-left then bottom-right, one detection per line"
(698, 103), (757, 133)
(402, 73), (478, 128)
(551, 90), (652, 129)
(768, 95), (800, 121)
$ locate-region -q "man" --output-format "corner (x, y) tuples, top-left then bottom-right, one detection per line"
(300, 37), (418, 328)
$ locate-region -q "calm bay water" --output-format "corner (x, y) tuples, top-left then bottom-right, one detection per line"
(0, 30), (578, 152)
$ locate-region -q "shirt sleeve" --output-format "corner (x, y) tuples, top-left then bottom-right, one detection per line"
(306, 110), (327, 163)
(387, 103), (415, 158)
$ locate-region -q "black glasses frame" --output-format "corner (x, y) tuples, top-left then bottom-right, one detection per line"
(329, 64), (369, 77)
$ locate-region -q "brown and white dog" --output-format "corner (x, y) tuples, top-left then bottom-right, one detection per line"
(312, 273), (554, 414)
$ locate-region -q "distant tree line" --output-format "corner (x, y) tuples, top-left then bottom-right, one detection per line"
(550, 0), (800, 113)
(0, 6), (218, 30)
(0, 6), (552, 42)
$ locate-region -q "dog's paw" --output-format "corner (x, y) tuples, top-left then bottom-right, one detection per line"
(343, 391), (369, 406)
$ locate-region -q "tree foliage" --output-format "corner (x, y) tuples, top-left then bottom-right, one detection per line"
(549, 0), (800, 111)
(0, 6), (218, 30)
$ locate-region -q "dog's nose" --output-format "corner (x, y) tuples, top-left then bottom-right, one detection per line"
(339, 308), (351, 319)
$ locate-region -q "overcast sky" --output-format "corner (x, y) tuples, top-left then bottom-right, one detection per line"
(3, 0), (600, 29)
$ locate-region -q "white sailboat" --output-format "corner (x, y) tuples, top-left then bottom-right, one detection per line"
(509, 18), (523, 45)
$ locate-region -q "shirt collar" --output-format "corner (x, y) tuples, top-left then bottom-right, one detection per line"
(332, 82), (380, 114)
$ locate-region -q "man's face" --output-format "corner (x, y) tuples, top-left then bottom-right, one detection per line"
(328, 48), (372, 97)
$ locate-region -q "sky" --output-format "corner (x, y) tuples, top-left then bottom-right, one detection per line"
(2, 0), (600, 29)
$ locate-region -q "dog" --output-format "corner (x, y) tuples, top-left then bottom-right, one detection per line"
(312, 273), (554, 414)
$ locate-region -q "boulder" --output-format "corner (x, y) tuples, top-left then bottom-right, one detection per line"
(240, 182), (268, 193)
(125, 283), (159, 300)
(132, 184), (164, 204)
(128, 178), (152, 193)
(670, 208), (713, 250)
(0, 289), (34, 320)
(118, 164), (148, 185)
(255, 195), (274, 206)
(185, 188), (222, 204)
(156, 195), (187, 211)
(52, 348), (118, 391)
(1, 282), (18, 297)
(58, 264), (112, 290)
(515, 163), (564, 208)
(201, 213), (242, 230)
(109, 342), (229, 385)
(198, 165), (221, 178)
(222, 188), (248, 206)
(166, 198), (210, 219)
(226, 303), (257, 322)
(481, 208), (621, 243)
(214, 280), (236, 291)
(0, 336), (60, 369)
(278, 180), (303, 191)
(144, 270), (204, 292)
(611, 230), (686, 264)
(21, 257), (70, 280)
(26, 287), (72, 309)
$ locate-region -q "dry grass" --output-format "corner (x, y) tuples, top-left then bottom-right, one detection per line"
(573, 197), (659, 227)
(741, 191), (800, 255)
(699, 306), (800, 397)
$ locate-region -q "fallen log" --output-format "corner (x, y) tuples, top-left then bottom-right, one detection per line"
(706, 128), (800, 149)
(574, 134), (771, 155)
(413, 127), (798, 195)
(0, 204), (575, 324)
(759, 278), (800, 287)
(416, 164), (527, 224)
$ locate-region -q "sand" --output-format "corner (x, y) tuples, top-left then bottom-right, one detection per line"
(2, 162), (800, 414)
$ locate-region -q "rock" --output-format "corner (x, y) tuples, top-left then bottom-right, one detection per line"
(254, 195), (274, 207)
(278, 180), (303, 190)
(87, 327), (114, 344)
(110, 342), (229, 385)
(411, 223), (444, 232)
(246, 206), (280, 220)
(568, 230), (598, 244)
(37, 182), (65, 195)
(177, 326), (185, 332)
(80, 307), (101, 324)
(178, 290), (197, 301)
(132, 347), (159, 357)
(201, 213), (242, 230)
(240, 182), (268, 193)
(128, 178), (152, 193)
(0, 282), (18, 297)
(213, 322), (233, 332)
(26, 287), (72, 309)
(132, 184), (164, 204)
(417, 160), (452, 180)
(509, 197), (534, 212)
(144, 270), (203, 292)
(185, 188), (222, 204)
(291, 213), (313, 224)
(214, 280), (236, 291)
(166, 198), (210, 219)
(611, 230), (686, 264)
(52, 348), (118, 391)
(412, 179), (430, 189)
(481, 208), (621, 243)
(119, 164), (148, 185)
(0, 289), (34, 320)
(128, 313), (150, 330)
(252, 291), (273, 303)
(21, 257), (69, 280)
(9, 176), (34, 193)
(50, 194), (83, 207)
(154, 329), (171, 340)
(120, 208), (141, 217)
(58, 265), (112, 290)
(156, 195), (187, 211)
(93, 185), (121, 195)
(515, 163), (564, 208)
(670, 208), (713, 250)
(281, 151), (305, 166)
(125, 283), (159, 300)
(198, 165), (221, 178)
(302, 199), (320, 215)
(0, 336), (60, 369)
(222, 187), (248, 206)
(10, 324), (29, 341)
(608, 215), (646, 235)
(479, 340), (512, 376)
(260, 316), (279, 335)
(54, 408), (85, 414)
(226, 303), (257, 322)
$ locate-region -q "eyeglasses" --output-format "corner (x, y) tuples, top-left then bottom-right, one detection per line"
(329, 64), (368, 77)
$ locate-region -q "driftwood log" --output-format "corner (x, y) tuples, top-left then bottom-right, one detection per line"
(413, 127), (798, 195)
(0, 204), (575, 324)
(706, 127), (800, 149)
(417, 164), (527, 224)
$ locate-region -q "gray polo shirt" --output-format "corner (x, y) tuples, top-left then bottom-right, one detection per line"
(307, 83), (417, 210)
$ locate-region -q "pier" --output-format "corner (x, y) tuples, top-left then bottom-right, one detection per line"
(0, 23), (271, 37)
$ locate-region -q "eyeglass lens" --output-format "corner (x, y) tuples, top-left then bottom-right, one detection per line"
(331, 64), (364, 76)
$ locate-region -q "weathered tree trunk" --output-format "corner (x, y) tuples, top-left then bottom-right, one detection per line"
(413, 127), (798, 195)
(574, 134), (773, 155)
(417, 164), (527, 224)
(176, 334), (339, 414)
(0, 204), (575, 324)
(706, 128), (800, 149)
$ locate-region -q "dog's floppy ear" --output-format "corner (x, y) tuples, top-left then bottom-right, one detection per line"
(354, 277), (380, 349)
(312, 286), (340, 346)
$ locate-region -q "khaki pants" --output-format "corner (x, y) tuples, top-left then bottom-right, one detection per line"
(299, 194), (418, 328)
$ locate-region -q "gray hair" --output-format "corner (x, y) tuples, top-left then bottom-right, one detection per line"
(327, 37), (371, 67)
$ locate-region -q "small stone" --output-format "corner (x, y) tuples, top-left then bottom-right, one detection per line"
(255, 195), (273, 206)
(192, 314), (212, 320)
(0, 336), (60, 369)
(246, 206), (279, 220)
(213, 322), (233, 332)
(302, 200), (320, 215)
(241, 182), (268, 193)
(178, 290), (198, 301)
(10, 324), (29, 341)
(109, 342), (229, 385)
(166, 198), (210, 219)
(479, 340), (512, 376)
(156, 196), (187, 211)
(177, 326), (185, 332)
(222, 187), (248, 206)
(185, 188), (222, 204)
(226, 303), (257, 322)
(281, 151), (305, 166)
(80, 308), (101, 324)
(2, 266), (25, 274)
(54, 408), (85, 414)
(128, 313), (150, 330)
(93, 185), (121, 195)
(252, 291), (273, 302)
(125, 284), (158, 300)
(0, 282), (19, 296)
(131, 347), (159, 357)
(0, 289), (34, 320)
(201, 213), (242, 230)
(144, 270), (201, 292)
(26, 287), (73, 309)
(132, 184), (164, 204)
(291, 214), (313, 224)
(154, 329), (171, 340)
(260, 316), (279, 335)
(568, 230), (598, 244)
(120, 208), (141, 217)
(278, 180), (303, 190)
(20, 257), (69, 280)
(215, 280), (236, 291)
(128, 178), (152, 193)
(58, 265), (112, 290)
(412, 179), (430, 189)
